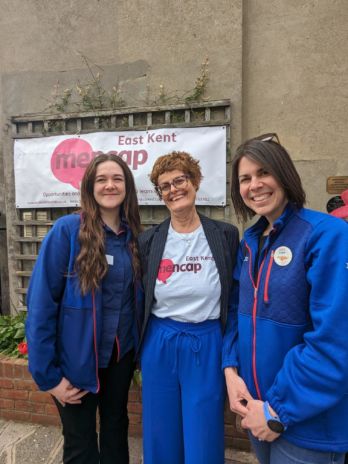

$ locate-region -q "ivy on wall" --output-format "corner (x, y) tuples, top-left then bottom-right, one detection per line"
(46, 56), (210, 114)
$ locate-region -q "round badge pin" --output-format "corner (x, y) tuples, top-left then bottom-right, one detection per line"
(274, 246), (292, 266)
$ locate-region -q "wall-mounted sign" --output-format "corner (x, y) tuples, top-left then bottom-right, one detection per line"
(14, 126), (227, 208)
(326, 176), (348, 194)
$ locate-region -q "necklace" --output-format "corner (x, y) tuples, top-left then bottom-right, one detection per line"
(170, 224), (202, 245)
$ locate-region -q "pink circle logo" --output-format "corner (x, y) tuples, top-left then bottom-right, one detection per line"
(51, 138), (94, 190)
(342, 189), (348, 205)
(157, 259), (174, 284)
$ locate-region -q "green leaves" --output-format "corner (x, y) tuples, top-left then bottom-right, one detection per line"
(132, 368), (142, 387)
(0, 313), (27, 358)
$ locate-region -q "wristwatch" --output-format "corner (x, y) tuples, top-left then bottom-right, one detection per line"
(263, 401), (286, 434)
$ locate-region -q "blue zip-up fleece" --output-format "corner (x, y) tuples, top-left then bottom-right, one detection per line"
(223, 204), (348, 452)
(26, 213), (143, 393)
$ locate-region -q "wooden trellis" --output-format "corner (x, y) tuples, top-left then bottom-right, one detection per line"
(7, 100), (232, 312)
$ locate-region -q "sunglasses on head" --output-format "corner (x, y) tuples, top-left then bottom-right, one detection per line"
(252, 133), (280, 144)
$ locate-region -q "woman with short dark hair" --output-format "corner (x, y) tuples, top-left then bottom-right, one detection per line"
(224, 134), (348, 464)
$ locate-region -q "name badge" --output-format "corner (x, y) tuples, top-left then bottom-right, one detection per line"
(106, 254), (114, 265)
(274, 246), (292, 266)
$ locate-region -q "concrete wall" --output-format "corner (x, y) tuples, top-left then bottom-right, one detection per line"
(242, 0), (348, 211)
(0, 0), (242, 121)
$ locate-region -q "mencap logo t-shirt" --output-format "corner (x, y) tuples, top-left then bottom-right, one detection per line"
(152, 224), (221, 322)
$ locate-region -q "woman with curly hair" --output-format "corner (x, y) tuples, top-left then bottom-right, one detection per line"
(138, 151), (239, 464)
(26, 153), (142, 464)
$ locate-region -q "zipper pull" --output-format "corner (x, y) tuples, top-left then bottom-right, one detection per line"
(254, 287), (258, 299)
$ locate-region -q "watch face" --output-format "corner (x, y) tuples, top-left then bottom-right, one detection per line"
(267, 419), (285, 434)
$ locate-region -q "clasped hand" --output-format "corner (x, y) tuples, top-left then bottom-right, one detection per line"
(224, 367), (279, 442)
(48, 377), (88, 406)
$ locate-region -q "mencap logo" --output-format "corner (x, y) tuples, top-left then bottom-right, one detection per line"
(157, 258), (202, 284)
(51, 137), (149, 190)
(157, 259), (174, 283)
(51, 138), (93, 189)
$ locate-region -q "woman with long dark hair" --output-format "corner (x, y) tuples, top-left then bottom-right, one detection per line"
(26, 154), (142, 464)
(224, 134), (348, 464)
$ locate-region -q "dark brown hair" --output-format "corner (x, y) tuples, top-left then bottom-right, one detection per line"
(231, 137), (306, 222)
(150, 151), (203, 198)
(76, 153), (141, 294)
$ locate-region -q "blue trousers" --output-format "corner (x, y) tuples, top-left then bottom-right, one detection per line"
(141, 315), (225, 464)
(249, 434), (345, 464)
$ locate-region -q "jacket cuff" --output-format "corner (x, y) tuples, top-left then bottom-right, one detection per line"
(265, 390), (291, 427)
(221, 356), (238, 371)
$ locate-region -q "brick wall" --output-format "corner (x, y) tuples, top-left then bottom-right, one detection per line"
(0, 355), (60, 426)
(225, 405), (251, 451)
(0, 355), (250, 450)
(0, 355), (142, 430)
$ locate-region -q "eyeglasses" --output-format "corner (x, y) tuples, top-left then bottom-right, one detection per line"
(156, 175), (190, 196)
(253, 133), (280, 144)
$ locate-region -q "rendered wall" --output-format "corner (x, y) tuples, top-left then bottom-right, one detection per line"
(0, 0), (242, 122)
(242, 0), (348, 212)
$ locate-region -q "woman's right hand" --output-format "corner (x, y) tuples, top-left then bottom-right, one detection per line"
(48, 377), (88, 406)
(224, 367), (253, 417)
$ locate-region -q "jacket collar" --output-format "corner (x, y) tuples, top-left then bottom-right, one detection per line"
(102, 220), (132, 241)
(245, 203), (298, 241)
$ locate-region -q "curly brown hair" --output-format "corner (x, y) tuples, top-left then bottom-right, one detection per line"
(150, 151), (203, 198)
(76, 154), (142, 295)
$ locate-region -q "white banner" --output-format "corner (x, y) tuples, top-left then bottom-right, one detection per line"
(14, 126), (226, 208)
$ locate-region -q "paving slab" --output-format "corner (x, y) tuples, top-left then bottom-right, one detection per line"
(0, 419), (257, 463)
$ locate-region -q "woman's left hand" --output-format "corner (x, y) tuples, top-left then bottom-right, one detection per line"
(241, 399), (280, 442)
(48, 377), (89, 406)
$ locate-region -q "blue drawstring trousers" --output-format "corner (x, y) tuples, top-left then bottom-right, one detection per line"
(141, 315), (225, 464)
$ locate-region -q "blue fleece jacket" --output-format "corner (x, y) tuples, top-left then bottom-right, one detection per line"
(223, 204), (348, 452)
(26, 213), (143, 393)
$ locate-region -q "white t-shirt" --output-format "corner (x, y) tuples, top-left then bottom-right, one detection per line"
(152, 223), (221, 322)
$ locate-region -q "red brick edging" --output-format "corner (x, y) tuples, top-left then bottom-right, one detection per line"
(0, 355), (250, 450)
(0, 355), (60, 426)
